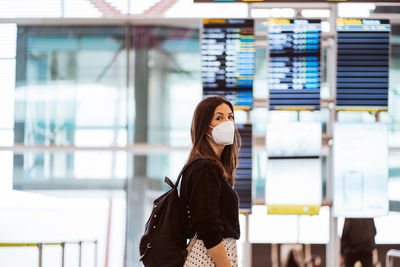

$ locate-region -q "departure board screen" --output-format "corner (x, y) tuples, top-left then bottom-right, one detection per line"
(336, 19), (390, 111)
(202, 19), (255, 110)
(236, 124), (252, 213)
(268, 19), (321, 110)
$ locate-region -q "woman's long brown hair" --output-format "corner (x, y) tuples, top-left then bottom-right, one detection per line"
(186, 96), (241, 185)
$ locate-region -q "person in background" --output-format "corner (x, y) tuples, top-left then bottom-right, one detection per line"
(310, 255), (322, 267)
(341, 218), (377, 267)
(286, 249), (302, 267)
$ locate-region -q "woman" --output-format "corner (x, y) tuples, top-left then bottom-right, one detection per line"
(181, 96), (241, 267)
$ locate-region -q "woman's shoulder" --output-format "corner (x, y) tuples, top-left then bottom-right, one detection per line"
(185, 157), (222, 177)
(183, 158), (224, 191)
(187, 157), (219, 169)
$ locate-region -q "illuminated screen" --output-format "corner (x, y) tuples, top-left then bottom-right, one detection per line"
(268, 19), (321, 110)
(236, 124), (252, 213)
(265, 122), (322, 215)
(266, 122), (321, 158)
(266, 158), (322, 214)
(336, 19), (390, 111)
(202, 19), (255, 110)
(333, 123), (388, 217)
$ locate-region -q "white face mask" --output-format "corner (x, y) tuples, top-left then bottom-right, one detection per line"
(208, 121), (235, 146)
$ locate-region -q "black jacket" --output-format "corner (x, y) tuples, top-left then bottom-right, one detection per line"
(341, 218), (376, 255)
(180, 158), (240, 249)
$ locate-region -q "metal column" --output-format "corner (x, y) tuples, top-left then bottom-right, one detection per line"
(243, 213), (252, 267)
(79, 241), (83, 267)
(94, 240), (98, 267)
(327, 4), (340, 267)
(61, 242), (65, 267)
(125, 26), (150, 267)
(38, 243), (43, 267)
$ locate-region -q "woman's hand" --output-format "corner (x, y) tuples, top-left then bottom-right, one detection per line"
(208, 241), (232, 267)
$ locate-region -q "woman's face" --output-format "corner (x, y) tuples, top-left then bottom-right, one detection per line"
(208, 103), (234, 134)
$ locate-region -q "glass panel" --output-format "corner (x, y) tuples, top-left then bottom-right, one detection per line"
(75, 129), (127, 147)
(74, 151), (127, 179)
(254, 48), (267, 99)
(389, 151), (400, 202)
(14, 26), (128, 182)
(0, 24), (16, 192)
(0, 59), (15, 129)
(253, 150), (267, 201)
(12, 151), (127, 182)
(389, 27), (400, 147)
(251, 108), (267, 135)
(129, 26), (200, 180)
(144, 26), (200, 145)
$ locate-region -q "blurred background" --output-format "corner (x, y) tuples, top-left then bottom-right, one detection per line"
(0, 0), (399, 267)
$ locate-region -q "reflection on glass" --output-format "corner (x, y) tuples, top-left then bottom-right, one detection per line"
(129, 26), (200, 180)
(343, 170), (364, 211)
(14, 26), (127, 182)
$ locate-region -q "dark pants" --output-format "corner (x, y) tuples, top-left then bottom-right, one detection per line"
(344, 251), (373, 267)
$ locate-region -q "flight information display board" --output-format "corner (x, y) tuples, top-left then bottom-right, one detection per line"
(268, 19), (321, 110)
(202, 19), (255, 110)
(336, 19), (390, 111)
(235, 124), (252, 213)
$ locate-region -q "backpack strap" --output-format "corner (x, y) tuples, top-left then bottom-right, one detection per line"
(164, 176), (175, 188)
(174, 157), (203, 189)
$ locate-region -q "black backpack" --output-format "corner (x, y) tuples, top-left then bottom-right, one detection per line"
(139, 159), (199, 267)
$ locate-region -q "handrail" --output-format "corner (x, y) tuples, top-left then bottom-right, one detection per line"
(1, 143), (400, 155)
(0, 242), (66, 246)
(386, 249), (400, 267)
(0, 144), (190, 154)
(0, 240), (98, 267)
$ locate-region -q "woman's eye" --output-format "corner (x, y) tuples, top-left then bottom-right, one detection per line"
(229, 115), (234, 120)
(216, 117), (222, 120)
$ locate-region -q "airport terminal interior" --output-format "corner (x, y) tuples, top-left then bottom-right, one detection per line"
(1, 0), (400, 266)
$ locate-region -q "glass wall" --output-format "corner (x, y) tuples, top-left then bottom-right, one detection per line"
(11, 19), (400, 214)
(129, 26), (201, 180)
(14, 26), (128, 186)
